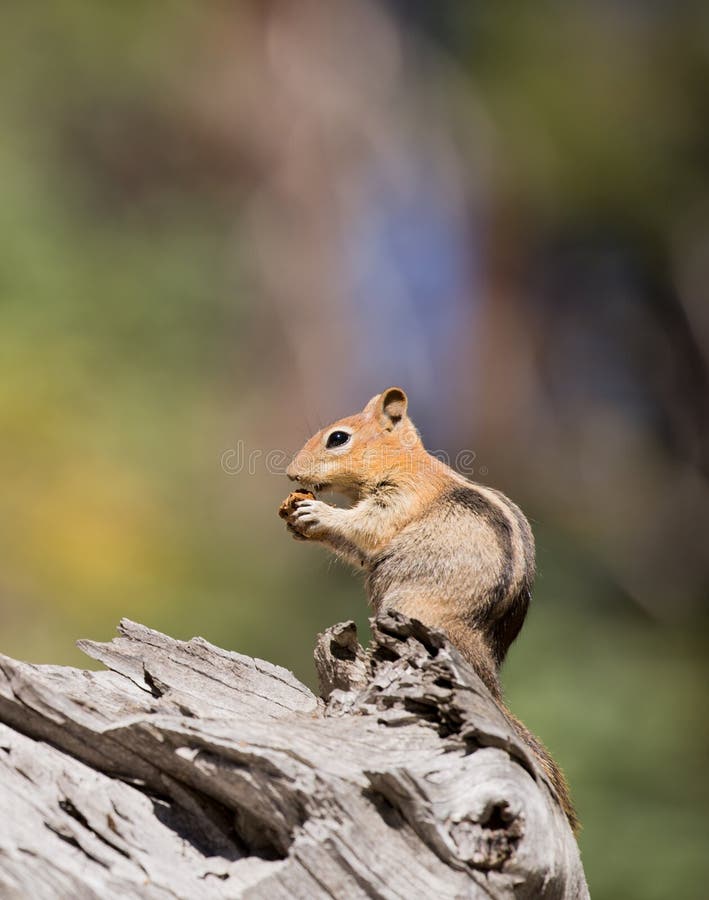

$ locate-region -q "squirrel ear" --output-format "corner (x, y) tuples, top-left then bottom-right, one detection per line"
(379, 387), (407, 429)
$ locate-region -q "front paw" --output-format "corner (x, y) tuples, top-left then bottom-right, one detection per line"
(278, 490), (315, 521)
(289, 499), (335, 539)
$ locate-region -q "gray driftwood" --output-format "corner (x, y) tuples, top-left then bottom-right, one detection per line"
(0, 611), (588, 899)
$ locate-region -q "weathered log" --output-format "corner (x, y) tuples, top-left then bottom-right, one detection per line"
(0, 611), (588, 899)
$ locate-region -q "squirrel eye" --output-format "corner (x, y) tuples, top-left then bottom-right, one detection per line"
(326, 430), (350, 449)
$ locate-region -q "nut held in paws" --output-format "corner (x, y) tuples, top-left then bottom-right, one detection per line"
(278, 490), (316, 520)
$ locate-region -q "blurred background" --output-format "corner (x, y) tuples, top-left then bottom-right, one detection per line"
(1, 2), (708, 896)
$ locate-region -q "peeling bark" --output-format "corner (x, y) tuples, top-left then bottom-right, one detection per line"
(0, 611), (588, 899)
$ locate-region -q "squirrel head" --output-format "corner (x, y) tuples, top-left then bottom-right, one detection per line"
(287, 387), (423, 498)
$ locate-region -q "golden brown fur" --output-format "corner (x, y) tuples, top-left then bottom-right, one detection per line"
(283, 387), (578, 832)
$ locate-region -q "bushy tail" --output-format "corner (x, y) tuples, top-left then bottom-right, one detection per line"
(503, 705), (580, 833)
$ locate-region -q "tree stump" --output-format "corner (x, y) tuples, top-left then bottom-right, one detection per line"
(0, 611), (588, 898)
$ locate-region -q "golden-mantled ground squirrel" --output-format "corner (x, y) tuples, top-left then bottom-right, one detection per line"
(281, 387), (577, 831)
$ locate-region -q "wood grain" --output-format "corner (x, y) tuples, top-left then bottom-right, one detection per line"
(0, 611), (588, 898)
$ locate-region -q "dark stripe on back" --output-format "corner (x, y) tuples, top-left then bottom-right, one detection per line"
(483, 487), (535, 661)
(488, 487), (536, 580)
(445, 485), (515, 625)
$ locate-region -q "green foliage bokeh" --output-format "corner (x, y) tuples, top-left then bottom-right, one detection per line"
(0, 5), (707, 899)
